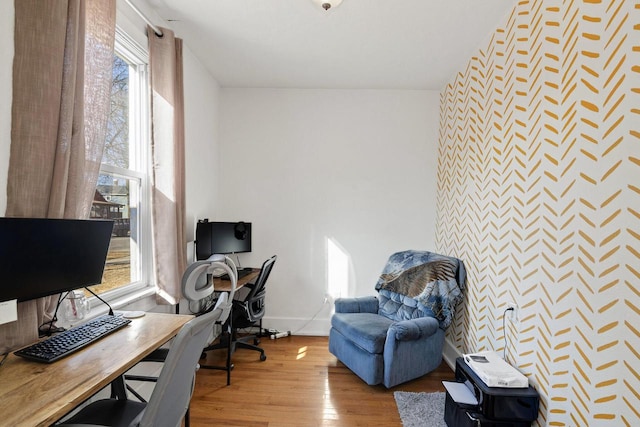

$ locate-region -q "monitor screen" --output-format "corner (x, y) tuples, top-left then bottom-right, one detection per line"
(0, 217), (114, 302)
(195, 221), (252, 259)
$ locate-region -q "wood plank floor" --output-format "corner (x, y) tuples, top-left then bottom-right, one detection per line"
(189, 335), (455, 426)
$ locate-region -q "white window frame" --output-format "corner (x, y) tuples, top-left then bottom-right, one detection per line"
(91, 26), (154, 307)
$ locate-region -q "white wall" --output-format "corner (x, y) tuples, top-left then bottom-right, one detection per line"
(182, 47), (221, 260)
(218, 88), (440, 334)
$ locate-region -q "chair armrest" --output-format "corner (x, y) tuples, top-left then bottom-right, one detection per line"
(389, 316), (440, 341)
(334, 296), (378, 313)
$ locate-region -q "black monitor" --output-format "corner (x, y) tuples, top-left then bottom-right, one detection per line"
(0, 217), (114, 303)
(195, 220), (251, 260)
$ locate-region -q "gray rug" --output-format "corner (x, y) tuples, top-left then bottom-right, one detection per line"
(394, 391), (447, 427)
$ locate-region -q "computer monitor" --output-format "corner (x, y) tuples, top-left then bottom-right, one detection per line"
(195, 220), (252, 260)
(0, 217), (114, 303)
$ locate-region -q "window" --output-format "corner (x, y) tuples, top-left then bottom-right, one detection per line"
(88, 28), (151, 299)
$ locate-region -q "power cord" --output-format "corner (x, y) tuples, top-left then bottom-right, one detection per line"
(503, 307), (514, 363)
(291, 299), (330, 336)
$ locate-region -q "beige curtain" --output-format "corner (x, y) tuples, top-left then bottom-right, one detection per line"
(1, 0), (115, 353)
(148, 26), (187, 305)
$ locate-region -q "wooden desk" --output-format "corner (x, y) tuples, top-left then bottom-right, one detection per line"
(213, 268), (259, 292)
(0, 312), (192, 427)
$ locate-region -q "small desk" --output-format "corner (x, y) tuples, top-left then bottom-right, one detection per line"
(213, 268), (260, 292)
(0, 312), (192, 427)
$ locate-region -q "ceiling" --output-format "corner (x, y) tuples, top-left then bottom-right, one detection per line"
(145, 0), (514, 90)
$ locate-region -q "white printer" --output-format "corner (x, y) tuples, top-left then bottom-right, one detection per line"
(462, 351), (528, 388)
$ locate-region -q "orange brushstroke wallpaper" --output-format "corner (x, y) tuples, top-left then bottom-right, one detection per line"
(437, 1), (639, 425)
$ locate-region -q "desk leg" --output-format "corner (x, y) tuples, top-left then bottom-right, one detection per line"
(225, 315), (233, 386)
(110, 375), (127, 400)
(199, 316), (235, 386)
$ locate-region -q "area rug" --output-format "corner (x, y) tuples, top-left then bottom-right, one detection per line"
(394, 391), (447, 427)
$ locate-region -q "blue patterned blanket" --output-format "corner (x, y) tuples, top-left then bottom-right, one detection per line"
(375, 251), (466, 328)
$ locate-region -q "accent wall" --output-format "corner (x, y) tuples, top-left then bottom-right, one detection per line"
(437, 1), (639, 426)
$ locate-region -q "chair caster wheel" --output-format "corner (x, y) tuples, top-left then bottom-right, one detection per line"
(260, 354), (267, 361)
(254, 338), (260, 345)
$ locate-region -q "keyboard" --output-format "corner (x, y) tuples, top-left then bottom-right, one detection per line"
(15, 314), (132, 363)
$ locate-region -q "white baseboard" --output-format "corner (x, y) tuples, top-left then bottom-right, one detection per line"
(442, 337), (462, 370)
(261, 315), (331, 337)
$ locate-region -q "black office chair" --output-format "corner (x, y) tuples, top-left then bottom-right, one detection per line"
(201, 255), (276, 367)
(230, 254), (276, 358)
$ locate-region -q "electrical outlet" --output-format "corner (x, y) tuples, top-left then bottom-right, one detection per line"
(506, 302), (518, 322)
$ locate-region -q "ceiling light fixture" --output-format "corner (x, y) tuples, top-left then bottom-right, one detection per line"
(312, 0), (343, 11)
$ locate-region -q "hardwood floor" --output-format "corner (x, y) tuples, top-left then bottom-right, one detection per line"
(189, 335), (455, 426)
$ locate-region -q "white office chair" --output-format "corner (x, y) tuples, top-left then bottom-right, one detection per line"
(56, 294), (228, 427)
(56, 256), (237, 427)
(182, 254), (238, 316)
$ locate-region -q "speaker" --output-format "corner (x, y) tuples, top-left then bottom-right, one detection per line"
(234, 221), (247, 240)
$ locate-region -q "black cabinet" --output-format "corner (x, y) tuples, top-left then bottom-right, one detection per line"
(444, 357), (540, 427)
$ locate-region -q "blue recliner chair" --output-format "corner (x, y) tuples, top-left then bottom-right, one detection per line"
(329, 250), (466, 388)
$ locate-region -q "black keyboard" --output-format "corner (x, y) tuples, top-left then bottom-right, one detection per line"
(15, 314), (132, 363)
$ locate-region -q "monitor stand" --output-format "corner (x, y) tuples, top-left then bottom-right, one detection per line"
(232, 252), (244, 271)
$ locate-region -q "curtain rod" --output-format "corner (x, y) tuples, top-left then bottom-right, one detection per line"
(124, 0), (164, 37)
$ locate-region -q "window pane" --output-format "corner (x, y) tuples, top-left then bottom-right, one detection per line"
(89, 174), (140, 294)
(103, 55), (129, 169)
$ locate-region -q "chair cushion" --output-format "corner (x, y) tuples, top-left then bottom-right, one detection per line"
(331, 312), (395, 354)
(378, 289), (433, 321)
